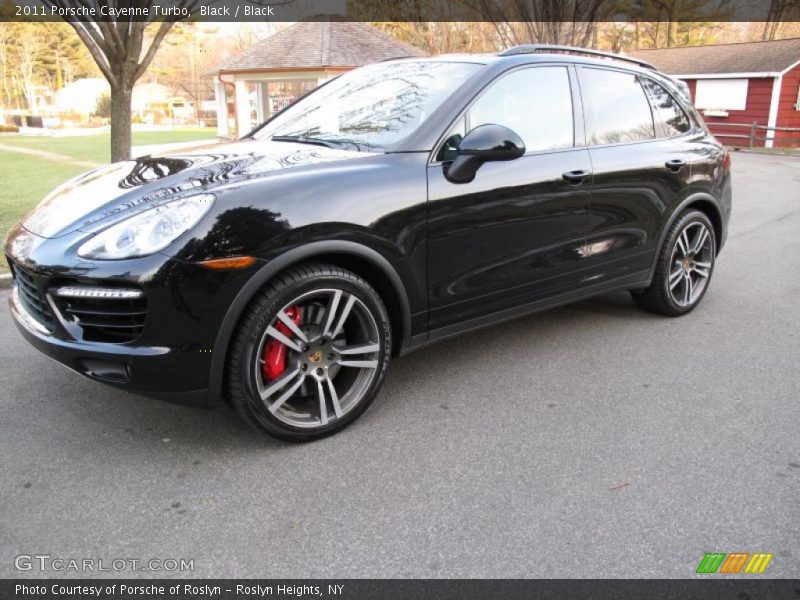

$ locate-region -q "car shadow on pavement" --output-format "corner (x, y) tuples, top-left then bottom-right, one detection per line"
(4, 290), (654, 451)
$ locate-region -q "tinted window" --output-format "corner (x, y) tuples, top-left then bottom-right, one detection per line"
(467, 67), (574, 153)
(580, 68), (654, 145)
(641, 78), (691, 137)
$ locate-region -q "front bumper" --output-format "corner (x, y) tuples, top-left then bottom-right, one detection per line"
(9, 284), (209, 406)
(5, 223), (261, 407)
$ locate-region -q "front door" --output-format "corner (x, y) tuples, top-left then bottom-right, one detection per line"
(426, 65), (593, 333)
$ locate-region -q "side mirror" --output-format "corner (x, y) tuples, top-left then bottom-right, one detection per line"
(445, 124), (525, 184)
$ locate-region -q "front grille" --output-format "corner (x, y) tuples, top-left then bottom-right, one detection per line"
(11, 264), (55, 331)
(52, 293), (147, 343)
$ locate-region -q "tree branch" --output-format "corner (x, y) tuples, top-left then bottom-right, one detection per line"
(134, 20), (174, 80)
(64, 21), (117, 87)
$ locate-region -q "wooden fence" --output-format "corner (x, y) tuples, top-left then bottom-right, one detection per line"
(706, 121), (800, 148)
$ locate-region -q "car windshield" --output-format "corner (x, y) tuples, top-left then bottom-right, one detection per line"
(252, 61), (480, 151)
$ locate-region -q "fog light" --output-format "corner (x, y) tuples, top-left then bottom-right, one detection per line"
(80, 359), (130, 382)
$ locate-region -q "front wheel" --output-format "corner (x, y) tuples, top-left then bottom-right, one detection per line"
(631, 209), (717, 316)
(225, 264), (392, 442)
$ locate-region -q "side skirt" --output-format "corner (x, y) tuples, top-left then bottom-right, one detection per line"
(402, 270), (651, 356)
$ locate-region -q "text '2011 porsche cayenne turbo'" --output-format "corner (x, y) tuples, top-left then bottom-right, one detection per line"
(4, 46), (731, 441)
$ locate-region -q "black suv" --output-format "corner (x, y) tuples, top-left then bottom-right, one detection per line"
(4, 46), (731, 441)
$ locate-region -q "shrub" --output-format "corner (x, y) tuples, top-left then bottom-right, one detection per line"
(94, 93), (111, 119)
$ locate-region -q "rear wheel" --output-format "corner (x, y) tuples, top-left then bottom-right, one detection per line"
(225, 264), (391, 442)
(631, 209), (716, 316)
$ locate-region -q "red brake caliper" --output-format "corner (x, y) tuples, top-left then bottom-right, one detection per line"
(262, 306), (301, 381)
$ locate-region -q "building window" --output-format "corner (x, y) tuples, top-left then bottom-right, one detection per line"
(695, 79), (749, 111)
(266, 80), (318, 119)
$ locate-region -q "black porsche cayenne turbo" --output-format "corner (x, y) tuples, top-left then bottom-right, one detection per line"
(4, 46), (731, 441)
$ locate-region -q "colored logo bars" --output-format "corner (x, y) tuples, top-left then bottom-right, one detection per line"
(696, 553), (773, 574)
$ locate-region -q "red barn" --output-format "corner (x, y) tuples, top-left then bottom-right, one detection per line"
(632, 38), (800, 148)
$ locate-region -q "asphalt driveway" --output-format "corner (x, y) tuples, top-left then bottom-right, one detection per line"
(1, 152), (798, 579)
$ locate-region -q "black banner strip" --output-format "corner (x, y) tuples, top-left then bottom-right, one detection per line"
(3, 579), (800, 600)
(2, 0), (798, 23)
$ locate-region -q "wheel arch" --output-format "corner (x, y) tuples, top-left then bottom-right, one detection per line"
(207, 241), (412, 404)
(648, 192), (724, 281)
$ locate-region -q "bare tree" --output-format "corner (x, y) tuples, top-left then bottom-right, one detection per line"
(470, 0), (623, 48)
(762, 0), (800, 40)
(40, 1), (189, 161)
(629, 0), (733, 47)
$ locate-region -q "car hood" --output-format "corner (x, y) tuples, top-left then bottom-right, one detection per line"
(21, 139), (373, 238)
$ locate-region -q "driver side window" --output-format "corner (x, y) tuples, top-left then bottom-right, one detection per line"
(468, 66), (574, 153)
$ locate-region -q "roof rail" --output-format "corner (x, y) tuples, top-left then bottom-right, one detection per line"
(498, 44), (657, 71)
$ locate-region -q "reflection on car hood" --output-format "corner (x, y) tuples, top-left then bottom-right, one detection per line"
(21, 139), (371, 238)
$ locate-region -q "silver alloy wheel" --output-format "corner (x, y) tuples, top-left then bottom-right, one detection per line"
(253, 288), (381, 429)
(667, 221), (714, 308)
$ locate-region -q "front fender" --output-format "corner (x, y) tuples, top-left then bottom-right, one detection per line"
(207, 240), (412, 405)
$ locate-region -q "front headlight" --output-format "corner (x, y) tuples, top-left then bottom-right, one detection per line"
(77, 194), (214, 260)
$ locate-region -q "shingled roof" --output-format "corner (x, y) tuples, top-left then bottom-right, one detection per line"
(215, 20), (425, 73)
(629, 37), (800, 76)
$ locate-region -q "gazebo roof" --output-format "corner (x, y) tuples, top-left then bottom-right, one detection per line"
(215, 20), (425, 73)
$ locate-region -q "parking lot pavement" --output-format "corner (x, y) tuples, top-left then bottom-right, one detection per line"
(1, 152), (798, 579)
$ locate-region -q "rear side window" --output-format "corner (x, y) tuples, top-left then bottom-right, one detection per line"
(579, 68), (655, 145)
(641, 78), (692, 137)
(467, 66), (574, 153)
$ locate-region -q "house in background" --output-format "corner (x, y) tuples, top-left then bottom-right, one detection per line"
(632, 38), (800, 148)
(210, 19), (424, 139)
(54, 78), (108, 117)
(52, 79), (193, 125)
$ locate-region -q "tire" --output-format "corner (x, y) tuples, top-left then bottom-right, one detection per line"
(225, 263), (392, 442)
(631, 209), (717, 317)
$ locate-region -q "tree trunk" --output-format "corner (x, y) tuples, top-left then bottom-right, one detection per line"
(110, 85), (132, 162)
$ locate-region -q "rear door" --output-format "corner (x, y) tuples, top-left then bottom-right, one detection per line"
(426, 65), (593, 333)
(577, 66), (693, 285)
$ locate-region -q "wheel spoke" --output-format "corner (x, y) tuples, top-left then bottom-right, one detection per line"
(669, 268), (683, 289)
(331, 295), (356, 338)
(676, 231), (689, 256)
(326, 378), (343, 418)
(334, 342), (380, 356)
(258, 366), (302, 402)
(683, 273), (693, 304)
(322, 290), (342, 338)
(691, 227), (709, 254)
(265, 325), (302, 353)
(692, 266), (710, 279)
(337, 359), (379, 369)
(276, 309), (308, 343)
(267, 372), (306, 414)
(315, 379), (329, 426)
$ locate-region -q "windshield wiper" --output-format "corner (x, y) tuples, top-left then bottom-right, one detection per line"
(270, 135), (338, 149)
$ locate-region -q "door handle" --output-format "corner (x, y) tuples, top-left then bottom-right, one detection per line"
(665, 159), (686, 172)
(562, 169), (591, 184)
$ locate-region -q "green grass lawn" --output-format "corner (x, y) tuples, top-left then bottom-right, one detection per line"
(0, 127), (214, 164)
(0, 150), (87, 271)
(0, 127), (216, 272)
